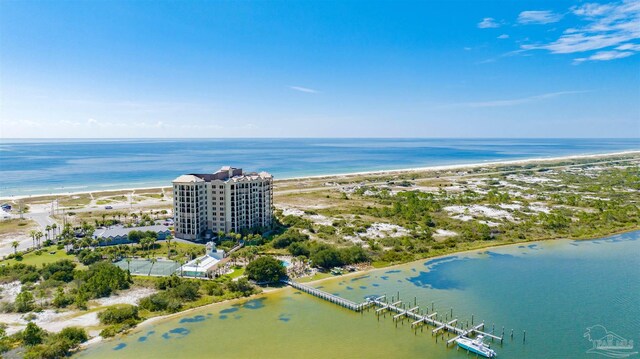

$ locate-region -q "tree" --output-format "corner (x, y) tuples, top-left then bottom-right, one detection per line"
(11, 241), (19, 255)
(165, 235), (173, 258)
(36, 232), (43, 248)
(246, 256), (286, 283)
(310, 247), (342, 269)
(148, 258), (157, 276)
(51, 223), (58, 239)
(22, 322), (45, 346)
(78, 262), (131, 298)
(29, 230), (37, 248)
(15, 290), (35, 312)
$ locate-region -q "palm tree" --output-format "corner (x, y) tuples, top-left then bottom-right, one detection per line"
(165, 236), (173, 259)
(11, 241), (19, 255)
(51, 223), (57, 239)
(229, 251), (239, 266)
(178, 259), (185, 277)
(36, 232), (43, 248)
(194, 258), (202, 278)
(148, 258), (157, 276)
(29, 230), (37, 248)
(45, 225), (51, 239)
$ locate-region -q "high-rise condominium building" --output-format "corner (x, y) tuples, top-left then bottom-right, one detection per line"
(172, 166), (273, 240)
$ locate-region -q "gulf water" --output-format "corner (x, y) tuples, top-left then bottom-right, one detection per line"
(1, 138), (639, 197)
(77, 231), (640, 359)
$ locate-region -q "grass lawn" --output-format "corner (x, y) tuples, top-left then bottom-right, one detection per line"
(297, 272), (333, 283)
(2, 245), (79, 267)
(226, 267), (245, 279)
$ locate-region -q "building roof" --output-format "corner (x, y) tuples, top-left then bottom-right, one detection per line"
(181, 253), (222, 273)
(177, 166), (272, 183)
(94, 224), (171, 239)
(172, 174), (205, 183)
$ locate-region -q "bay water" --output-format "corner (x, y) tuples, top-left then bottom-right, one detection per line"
(77, 231), (640, 359)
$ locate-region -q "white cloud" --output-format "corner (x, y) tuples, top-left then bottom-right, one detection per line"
(616, 43), (640, 51)
(571, 3), (614, 17)
(519, 0), (640, 62)
(497, 34), (510, 39)
(478, 17), (500, 28)
(450, 91), (587, 108)
(289, 86), (319, 94)
(574, 50), (634, 63)
(518, 10), (564, 25)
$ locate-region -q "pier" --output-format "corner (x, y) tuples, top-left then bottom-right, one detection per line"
(283, 280), (506, 347)
(282, 279), (374, 312)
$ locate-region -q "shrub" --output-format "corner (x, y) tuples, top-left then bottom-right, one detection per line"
(22, 322), (45, 346)
(42, 260), (76, 283)
(271, 229), (308, 249)
(57, 327), (88, 345)
(170, 281), (200, 301)
(98, 305), (139, 325)
(226, 278), (255, 296)
(99, 325), (119, 338)
(52, 288), (73, 308)
(14, 291), (35, 313)
(19, 272), (40, 284)
(78, 262), (130, 298)
(155, 274), (182, 290)
(139, 293), (181, 313)
(204, 282), (224, 296)
(79, 251), (103, 265)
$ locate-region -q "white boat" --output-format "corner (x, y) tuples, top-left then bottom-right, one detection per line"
(455, 335), (497, 358)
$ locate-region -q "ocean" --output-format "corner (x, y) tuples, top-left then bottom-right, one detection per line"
(77, 231), (640, 359)
(1, 138), (638, 197)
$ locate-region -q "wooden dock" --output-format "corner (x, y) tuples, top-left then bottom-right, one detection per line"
(283, 280), (505, 347)
(282, 279), (374, 312)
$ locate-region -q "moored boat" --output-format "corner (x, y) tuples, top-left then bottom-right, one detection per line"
(455, 335), (497, 358)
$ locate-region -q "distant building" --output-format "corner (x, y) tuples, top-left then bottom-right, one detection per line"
(172, 166), (273, 240)
(93, 224), (171, 245)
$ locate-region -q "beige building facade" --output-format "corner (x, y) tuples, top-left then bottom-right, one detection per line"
(173, 166), (273, 240)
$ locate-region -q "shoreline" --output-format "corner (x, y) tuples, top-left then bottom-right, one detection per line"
(3, 149), (639, 201)
(79, 226), (640, 352)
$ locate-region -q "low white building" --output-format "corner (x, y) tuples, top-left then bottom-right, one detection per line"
(179, 242), (225, 277)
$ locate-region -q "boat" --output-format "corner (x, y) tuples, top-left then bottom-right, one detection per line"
(455, 335), (497, 358)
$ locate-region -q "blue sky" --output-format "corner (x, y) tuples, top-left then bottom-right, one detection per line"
(1, 0), (639, 138)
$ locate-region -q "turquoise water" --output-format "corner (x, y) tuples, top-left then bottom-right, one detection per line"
(78, 231), (640, 359)
(1, 138), (638, 196)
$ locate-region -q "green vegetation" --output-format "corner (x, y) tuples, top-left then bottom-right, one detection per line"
(138, 274), (258, 314)
(97, 305), (141, 337)
(0, 322), (88, 359)
(272, 155), (640, 267)
(245, 256), (287, 283)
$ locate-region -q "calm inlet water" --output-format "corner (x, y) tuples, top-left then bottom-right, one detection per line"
(78, 231), (640, 359)
(1, 138), (639, 197)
